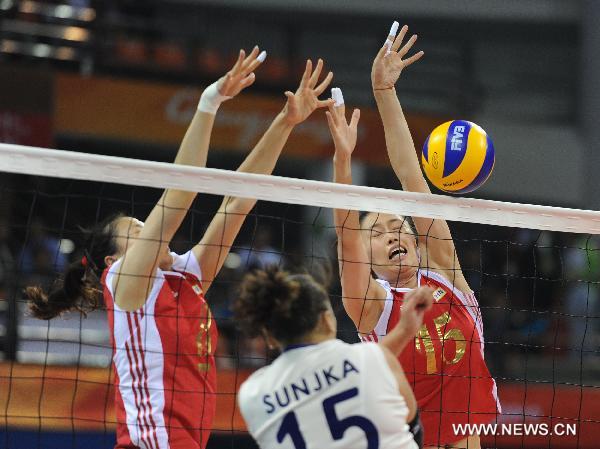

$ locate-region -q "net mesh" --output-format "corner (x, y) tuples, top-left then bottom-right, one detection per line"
(0, 145), (599, 449)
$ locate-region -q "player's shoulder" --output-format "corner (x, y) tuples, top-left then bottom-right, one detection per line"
(169, 250), (202, 279)
(242, 340), (357, 386)
(421, 269), (477, 305)
(327, 340), (386, 368)
(374, 278), (396, 301)
(420, 269), (452, 288)
(239, 365), (268, 394)
(351, 340), (386, 359)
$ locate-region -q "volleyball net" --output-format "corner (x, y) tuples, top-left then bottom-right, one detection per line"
(1, 143), (599, 449)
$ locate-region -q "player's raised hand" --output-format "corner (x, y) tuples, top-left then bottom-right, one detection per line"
(282, 58), (334, 126)
(399, 286), (434, 336)
(199, 46), (266, 115)
(371, 22), (424, 91)
(325, 88), (360, 160)
(217, 46), (267, 97)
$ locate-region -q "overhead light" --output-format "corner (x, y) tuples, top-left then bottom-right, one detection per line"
(0, 0), (14, 11)
(63, 26), (89, 42)
(32, 43), (51, 58)
(0, 40), (18, 53)
(56, 46), (76, 60)
(224, 252), (242, 269)
(54, 4), (74, 19)
(59, 239), (75, 254)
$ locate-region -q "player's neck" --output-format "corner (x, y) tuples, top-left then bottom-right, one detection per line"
(391, 269), (419, 289)
(288, 334), (334, 348)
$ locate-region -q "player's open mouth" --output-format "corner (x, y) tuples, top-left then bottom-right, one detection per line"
(389, 246), (407, 261)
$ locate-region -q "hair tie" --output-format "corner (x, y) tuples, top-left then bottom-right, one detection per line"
(82, 249), (99, 272)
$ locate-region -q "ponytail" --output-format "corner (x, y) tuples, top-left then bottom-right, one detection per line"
(25, 214), (123, 320)
(26, 261), (100, 319)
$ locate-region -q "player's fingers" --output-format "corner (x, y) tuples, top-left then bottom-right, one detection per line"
(387, 20), (399, 41)
(240, 47), (259, 74)
(244, 50), (267, 74)
(337, 102), (346, 121)
(375, 41), (389, 62)
(325, 110), (337, 133)
(419, 298), (433, 313)
(240, 72), (256, 88)
(308, 58), (324, 88)
(240, 46), (259, 71)
(300, 59), (312, 88)
(417, 287), (435, 310)
(349, 108), (361, 130)
(405, 286), (433, 308)
(417, 286), (435, 296)
(383, 21), (399, 56)
(326, 102), (339, 126)
(217, 72), (232, 95)
(373, 37), (391, 63)
(399, 34), (418, 58)
(231, 49), (245, 73)
(331, 88), (345, 123)
(403, 50), (424, 67)
(331, 87), (344, 107)
(314, 71), (333, 96)
(392, 24), (409, 52)
(284, 91), (296, 109)
(317, 98), (335, 109)
(402, 289), (418, 310)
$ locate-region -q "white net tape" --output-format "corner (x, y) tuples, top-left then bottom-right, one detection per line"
(2, 142), (600, 234)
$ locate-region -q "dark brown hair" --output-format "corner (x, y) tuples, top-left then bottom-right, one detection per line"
(233, 266), (330, 345)
(25, 214), (123, 319)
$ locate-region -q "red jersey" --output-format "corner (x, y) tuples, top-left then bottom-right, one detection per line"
(102, 251), (218, 449)
(361, 270), (500, 447)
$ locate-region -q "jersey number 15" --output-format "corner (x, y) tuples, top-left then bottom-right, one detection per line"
(277, 387), (378, 449)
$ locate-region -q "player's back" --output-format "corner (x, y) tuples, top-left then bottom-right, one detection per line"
(238, 339), (418, 449)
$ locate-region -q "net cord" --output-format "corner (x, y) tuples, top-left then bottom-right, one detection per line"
(2, 143), (600, 234)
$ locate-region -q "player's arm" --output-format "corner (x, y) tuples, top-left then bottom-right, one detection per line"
(372, 23), (470, 293)
(113, 48), (263, 311)
(195, 59), (334, 293)
(379, 287), (433, 423)
(326, 89), (387, 334)
(381, 346), (417, 422)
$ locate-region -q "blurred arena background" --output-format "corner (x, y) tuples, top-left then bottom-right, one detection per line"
(0, 1), (599, 448)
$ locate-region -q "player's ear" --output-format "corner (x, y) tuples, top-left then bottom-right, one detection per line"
(261, 328), (279, 350)
(321, 309), (337, 336)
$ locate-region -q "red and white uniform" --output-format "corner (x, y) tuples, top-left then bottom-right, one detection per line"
(102, 251), (218, 449)
(361, 270), (500, 447)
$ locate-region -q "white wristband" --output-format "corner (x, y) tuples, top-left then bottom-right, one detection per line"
(198, 81), (232, 115)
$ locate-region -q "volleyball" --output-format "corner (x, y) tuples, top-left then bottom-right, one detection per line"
(421, 120), (495, 194)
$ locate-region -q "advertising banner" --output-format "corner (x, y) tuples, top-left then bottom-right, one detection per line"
(55, 73), (443, 165)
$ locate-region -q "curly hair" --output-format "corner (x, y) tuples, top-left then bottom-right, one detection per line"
(233, 266), (330, 344)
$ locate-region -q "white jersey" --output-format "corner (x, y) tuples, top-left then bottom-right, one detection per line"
(238, 339), (418, 449)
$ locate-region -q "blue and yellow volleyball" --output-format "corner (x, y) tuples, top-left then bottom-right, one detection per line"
(421, 120), (495, 194)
